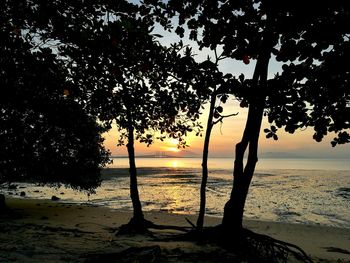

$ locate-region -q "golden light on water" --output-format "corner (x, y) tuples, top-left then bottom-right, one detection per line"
(170, 160), (178, 168)
(164, 160), (178, 168)
(164, 159), (186, 168)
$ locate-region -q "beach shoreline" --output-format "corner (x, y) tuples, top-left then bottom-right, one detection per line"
(1, 196), (349, 262)
(3, 164), (349, 230)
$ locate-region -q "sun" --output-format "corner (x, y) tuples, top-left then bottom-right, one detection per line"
(162, 138), (181, 153)
(167, 147), (181, 153)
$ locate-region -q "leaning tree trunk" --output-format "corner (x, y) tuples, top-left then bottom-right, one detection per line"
(197, 93), (216, 229)
(125, 109), (144, 222)
(222, 44), (271, 233)
(222, 104), (264, 231)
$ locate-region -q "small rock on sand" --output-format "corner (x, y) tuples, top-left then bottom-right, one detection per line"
(51, 195), (60, 201)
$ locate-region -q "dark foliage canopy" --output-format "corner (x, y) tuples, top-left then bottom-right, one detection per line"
(30, 0), (203, 147)
(159, 0), (350, 146)
(147, 0), (350, 233)
(0, 1), (110, 190)
(1, 0), (204, 191)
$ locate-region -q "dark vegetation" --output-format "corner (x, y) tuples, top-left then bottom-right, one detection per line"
(154, 0), (350, 232)
(1, 0), (350, 262)
(0, 1), (110, 191)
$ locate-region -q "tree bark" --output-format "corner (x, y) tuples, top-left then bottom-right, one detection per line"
(222, 39), (271, 233)
(125, 108), (144, 221)
(197, 93), (216, 229)
(222, 104), (264, 231)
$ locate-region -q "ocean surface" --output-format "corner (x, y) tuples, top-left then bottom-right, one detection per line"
(1, 157), (350, 228)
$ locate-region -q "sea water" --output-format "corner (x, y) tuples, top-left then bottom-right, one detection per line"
(1, 157), (350, 228)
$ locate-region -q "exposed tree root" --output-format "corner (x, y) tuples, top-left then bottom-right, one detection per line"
(117, 217), (154, 235)
(148, 223), (192, 232)
(117, 217), (192, 236)
(117, 217), (313, 263)
(238, 228), (313, 263)
(151, 224), (313, 263)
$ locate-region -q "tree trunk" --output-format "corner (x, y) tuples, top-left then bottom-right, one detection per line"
(222, 42), (271, 233)
(197, 93), (216, 229)
(222, 104), (264, 231)
(125, 109), (144, 222)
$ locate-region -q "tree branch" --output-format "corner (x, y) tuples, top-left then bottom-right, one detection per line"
(212, 112), (238, 125)
(214, 48), (219, 66)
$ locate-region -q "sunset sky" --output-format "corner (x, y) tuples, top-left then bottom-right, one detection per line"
(103, 22), (350, 159)
(103, 100), (350, 159)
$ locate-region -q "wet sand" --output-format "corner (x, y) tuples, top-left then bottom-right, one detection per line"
(0, 197), (349, 262)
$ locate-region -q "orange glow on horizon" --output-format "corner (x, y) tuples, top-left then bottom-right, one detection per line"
(166, 147), (181, 153)
(102, 100), (350, 158)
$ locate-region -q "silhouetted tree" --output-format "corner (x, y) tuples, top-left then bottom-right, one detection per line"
(192, 54), (238, 230)
(0, 5), (110, 190)
(159, 0), (350, 236)
(16, 1), (203, 232)
(145, 30), (240, 229)
(108, 34), (202, 233)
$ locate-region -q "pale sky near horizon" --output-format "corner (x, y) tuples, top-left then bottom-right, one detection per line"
(103, 12), (350, 159)
(103, 98), (350, 158)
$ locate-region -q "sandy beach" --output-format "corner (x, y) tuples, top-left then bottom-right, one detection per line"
(0, 196), (349, 262)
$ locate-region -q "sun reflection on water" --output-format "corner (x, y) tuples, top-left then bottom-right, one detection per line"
(164, 159), (187, 168)
(170, 160), (178, 168)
